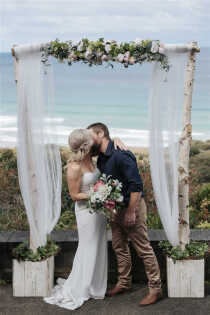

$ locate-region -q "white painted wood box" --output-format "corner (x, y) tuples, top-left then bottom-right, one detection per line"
(167, 256), (204, 298)
(13, 256), (54, 297)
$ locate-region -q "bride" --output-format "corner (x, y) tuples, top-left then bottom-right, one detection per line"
(43, 128), (125, 310)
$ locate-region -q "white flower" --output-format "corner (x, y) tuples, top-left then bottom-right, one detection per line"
(124, 51), (130, 58)
(85, 49), (92, 59)
(151, 41), (159, 53)
(116, 195), (124, 202)
(72, 40), (79, 47)
(90, 183), (112, 203)
(105, 44), (111, 53)
(77, 44), (84, 52)
(134, 38), (142, 45)
(101, 54), (108, 61)
(116, 182), (122, 190)
(117, 54), (124, 62)
(158, 42), (165, 54)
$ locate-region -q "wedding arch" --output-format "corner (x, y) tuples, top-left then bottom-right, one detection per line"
(11, 39), (200, 295)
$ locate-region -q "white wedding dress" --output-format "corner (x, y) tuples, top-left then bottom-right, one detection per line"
(43, 168), (108, 310)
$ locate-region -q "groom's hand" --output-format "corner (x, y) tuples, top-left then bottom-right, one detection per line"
(124, 209), (136, 227)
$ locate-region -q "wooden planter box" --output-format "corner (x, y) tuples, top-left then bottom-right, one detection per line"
(167, 256), (205, 298)
(13, 256), (54, 297)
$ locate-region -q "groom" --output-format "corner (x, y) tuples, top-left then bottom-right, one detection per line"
(87, 122), (162, 306)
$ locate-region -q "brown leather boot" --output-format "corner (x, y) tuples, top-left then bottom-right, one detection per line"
(139, 289), (163, 306)
(106, 285), (132, 297)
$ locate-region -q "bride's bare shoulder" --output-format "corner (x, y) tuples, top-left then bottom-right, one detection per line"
(67, 161), (82, 177)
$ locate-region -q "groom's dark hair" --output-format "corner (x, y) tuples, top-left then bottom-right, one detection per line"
(87, 122), (111, 140)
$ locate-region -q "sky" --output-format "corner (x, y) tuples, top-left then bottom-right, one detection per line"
(1, 0), (210, 52)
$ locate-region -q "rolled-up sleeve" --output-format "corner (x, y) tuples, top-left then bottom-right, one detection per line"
(117, 151), (143, 193)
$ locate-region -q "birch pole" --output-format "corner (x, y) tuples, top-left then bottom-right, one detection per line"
(11, 45), (38, 253)
(178, 42), (200, 251)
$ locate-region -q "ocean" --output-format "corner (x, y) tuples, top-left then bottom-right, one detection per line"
(0, 48), (210, 148)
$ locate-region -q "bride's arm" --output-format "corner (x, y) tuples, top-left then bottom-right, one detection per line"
(112, 137), (128, 150)
(67, 163), (89, 201)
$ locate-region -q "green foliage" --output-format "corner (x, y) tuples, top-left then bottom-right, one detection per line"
(0, 149), (17, 169)
(158, 240), (209, 263)
(12, 237), (61, 262)
(190, 151), (210, 183)
(0, 140), (209, 231)
(147, 212), (163, 229)
(195, 220), (210, 229)
(197, 184), (210, 201)
(190, 145), (200, 157)
(193, 183), (210, 212)
(191, 140), (210, 151)
(55, 209), (77, 230)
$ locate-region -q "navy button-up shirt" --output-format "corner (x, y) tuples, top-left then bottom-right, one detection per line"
(97, 141), (144, 206)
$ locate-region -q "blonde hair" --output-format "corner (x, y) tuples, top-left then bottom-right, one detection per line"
(64, 129), (93, 170)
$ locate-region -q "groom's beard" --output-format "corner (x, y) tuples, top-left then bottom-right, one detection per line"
(90, 143), (101, 157)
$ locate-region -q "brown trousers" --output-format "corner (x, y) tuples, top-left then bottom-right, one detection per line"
(111, 197), (161, 292)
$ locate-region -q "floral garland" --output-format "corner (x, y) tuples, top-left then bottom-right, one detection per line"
(41, 38), (169, 71)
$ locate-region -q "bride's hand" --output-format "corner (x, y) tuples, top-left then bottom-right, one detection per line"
(113, 137), (128, 150)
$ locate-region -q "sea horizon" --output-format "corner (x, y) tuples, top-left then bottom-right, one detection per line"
(0, 48), (210, 148)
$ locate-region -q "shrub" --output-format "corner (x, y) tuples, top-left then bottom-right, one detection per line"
(195, 221), (210, 229)
(147, 211), (163, 229)
(190, 151), (210, 183)
(194, 184), (210, 211)
(190, 145), (200, 157)
(0, 141), (209, 231)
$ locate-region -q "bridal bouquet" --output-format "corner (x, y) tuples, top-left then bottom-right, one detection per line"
(87, 173), (124, 219)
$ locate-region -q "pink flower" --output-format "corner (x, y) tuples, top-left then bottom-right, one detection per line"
(129, 57), (136, 65)
(105, 200), (116, 211)
(93, 181), (105, 192)
(101, 54), (108, 61)
(117, 53), (124, 63)
(158, 42), (165, 54)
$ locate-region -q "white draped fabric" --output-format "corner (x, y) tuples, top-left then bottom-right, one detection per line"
(15, 45), (62, 248)
(14, 42), (190, 249)
(148, 50), (188, 246)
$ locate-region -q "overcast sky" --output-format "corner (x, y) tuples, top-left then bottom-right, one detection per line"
(1, 0), (210, 52)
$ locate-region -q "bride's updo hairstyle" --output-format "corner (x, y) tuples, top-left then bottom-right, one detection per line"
(67, 129), (93, 165)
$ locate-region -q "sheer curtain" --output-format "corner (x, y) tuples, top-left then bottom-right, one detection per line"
(15, 44), (62, 249)
(148, 50), (188, 246)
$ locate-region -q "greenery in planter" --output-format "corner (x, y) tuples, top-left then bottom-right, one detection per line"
(158, 240), (209, 264)
(12, 237), (61, 262)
